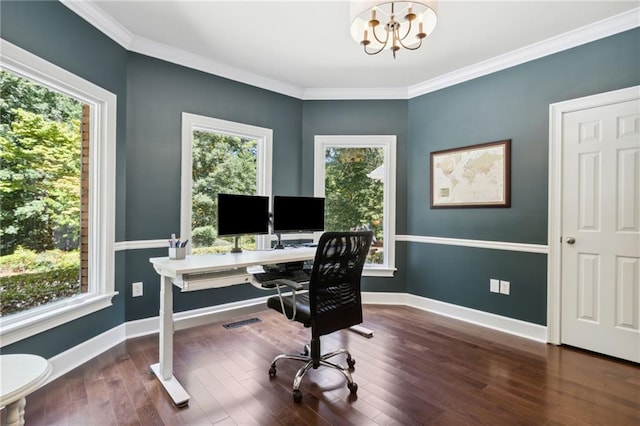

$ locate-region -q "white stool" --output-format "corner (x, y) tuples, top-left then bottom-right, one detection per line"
(0, 354), (51, 426)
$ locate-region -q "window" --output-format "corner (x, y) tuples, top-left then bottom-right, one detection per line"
(181, 113), (272, 253)
(0, 40), (117, 346)
(1, 69), (85, 313)
(314, 135), (396, 276)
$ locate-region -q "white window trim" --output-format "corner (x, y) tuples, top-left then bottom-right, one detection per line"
(181, 113), (273, 251)
(314, 135), (397, 277)
(0, 39), (117, 346)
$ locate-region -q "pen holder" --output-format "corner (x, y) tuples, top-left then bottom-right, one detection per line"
(169, 247), (186, 260)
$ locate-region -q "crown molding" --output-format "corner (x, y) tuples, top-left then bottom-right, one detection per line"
(127, 36), (304, 99)
(303, 87), (410, 100)
(61, 2), (639, 101)
(407, 7), (640, 99)
(59, 0), (303, 98)
(60, 0), (134, 48)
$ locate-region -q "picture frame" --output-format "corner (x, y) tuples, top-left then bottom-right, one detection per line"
(430, 139), (511, 208)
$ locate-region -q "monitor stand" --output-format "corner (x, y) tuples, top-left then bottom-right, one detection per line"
(274, 233), (284, 250)
(230, 236), (242, 253)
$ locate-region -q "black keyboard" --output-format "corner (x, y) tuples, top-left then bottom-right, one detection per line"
(253, 269), (311, 288)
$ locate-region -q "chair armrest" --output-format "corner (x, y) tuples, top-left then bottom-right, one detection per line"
(273, 279), (304, 292)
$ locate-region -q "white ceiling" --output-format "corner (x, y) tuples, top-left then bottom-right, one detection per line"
(63, 1), (640, 99)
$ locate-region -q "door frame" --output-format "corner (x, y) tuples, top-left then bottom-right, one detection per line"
(547, 85), (640, 344)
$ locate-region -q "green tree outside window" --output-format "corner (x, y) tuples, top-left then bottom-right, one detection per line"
(0, 70), (82, 316)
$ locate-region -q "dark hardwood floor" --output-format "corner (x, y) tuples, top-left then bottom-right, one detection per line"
(22, 305), (640, 425)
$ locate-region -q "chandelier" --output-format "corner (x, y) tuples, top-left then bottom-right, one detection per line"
(350, 0), (438, 59)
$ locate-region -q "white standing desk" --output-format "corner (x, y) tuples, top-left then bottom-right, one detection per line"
(149, 247), (316, 407)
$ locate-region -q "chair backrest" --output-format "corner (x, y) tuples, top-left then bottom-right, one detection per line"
(308, 231), (373, 338)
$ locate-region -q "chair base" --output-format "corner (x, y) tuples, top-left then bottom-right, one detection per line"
(269, 345), (358, 402)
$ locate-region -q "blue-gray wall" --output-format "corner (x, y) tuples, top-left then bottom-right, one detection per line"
(1, 0), (128, 357)
(1, 0), (638, 356)
(301, 100), (409, 293)
(406, 29), (640, 325)
(123, 52), (304, 321)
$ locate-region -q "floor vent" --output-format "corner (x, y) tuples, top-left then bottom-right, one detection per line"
(223, 317), (261, 329)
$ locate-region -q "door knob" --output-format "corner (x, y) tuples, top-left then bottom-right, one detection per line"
(565, 237), (575, 244)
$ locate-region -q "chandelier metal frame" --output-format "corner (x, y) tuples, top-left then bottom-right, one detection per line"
(350, 1), (438, 59)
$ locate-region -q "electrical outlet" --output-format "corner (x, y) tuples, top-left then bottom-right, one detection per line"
(490, 279), (500, 293)
(499, 280), (510, 295)
(132, 281), (143, 297)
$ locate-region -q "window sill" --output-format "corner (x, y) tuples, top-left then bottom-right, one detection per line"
(0, 292), (118, 347)
(363, 266), (396, 277)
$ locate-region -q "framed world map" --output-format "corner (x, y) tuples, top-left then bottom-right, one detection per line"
(430, 139), (511, 208)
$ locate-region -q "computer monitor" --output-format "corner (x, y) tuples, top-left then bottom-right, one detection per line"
(217, 193), (270, 252)
(272, 195), (325, 234)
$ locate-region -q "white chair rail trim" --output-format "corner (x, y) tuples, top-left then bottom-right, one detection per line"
(116, 235), (548, 254)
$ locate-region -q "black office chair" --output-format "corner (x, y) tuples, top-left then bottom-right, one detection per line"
(266, 231), (373, 402)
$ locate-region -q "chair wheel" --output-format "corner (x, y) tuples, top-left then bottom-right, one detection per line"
(347, 357), (356, 369)
(269, 365), (277, 377)
(293, 389), (303, 403)
(348, 382), (358, 394)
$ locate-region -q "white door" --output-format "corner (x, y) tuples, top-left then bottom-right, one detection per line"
(560, 92), (640, 362)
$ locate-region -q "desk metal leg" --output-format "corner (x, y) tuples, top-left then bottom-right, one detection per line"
(150, 275), (190, 407)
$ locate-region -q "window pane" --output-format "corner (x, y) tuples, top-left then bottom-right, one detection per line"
(0, 70), (83, 316)
(191, 130), (258, 254)
(324, 147), (384, 265)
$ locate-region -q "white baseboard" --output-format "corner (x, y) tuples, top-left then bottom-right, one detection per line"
(46, 292), (546, 385)
(48, 295), (270, 383)
(362, 291), (408, 305)
(48, 323), (126, 382)
(362, 292), (547, 342)
(124, 295), (271, 339)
